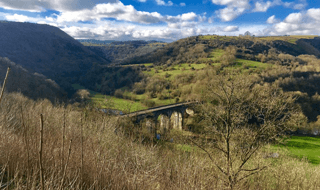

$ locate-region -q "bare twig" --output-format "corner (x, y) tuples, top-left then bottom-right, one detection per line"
(0, 67), (10, 105)
(21, 104), (30, 190)
(188, 138), (228, 176)
(80, 115), (84, 189)
(61, 109), (66, 172)
(59, 139), (72, 190)
(39, 114), (44, 190)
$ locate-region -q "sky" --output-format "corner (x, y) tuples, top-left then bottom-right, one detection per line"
(0, 0), (319, 42)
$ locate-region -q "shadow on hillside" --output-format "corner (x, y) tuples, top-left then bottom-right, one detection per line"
(262, 71), (320, 122)
(80, 64), (144, 95)
(0, 57), (67, 104)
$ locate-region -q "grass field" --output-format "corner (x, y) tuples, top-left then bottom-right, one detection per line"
(72, 84), (147, 112)
(199, 35), (238, 41)
(272, 136), (320, 165)
(143, 63), (207, 79)
(122, 63), (153, 67)
(207, 48), (224, 61)
(91, 94), (148, 113)
(258, 35), (318, 44)
(199, 34), (319, 45)
(236, 59), (272, 69)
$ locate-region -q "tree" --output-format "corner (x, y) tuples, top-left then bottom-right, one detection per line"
(220, 46), (237, 66)
(192, 74), (301, 189)
(73, 89), (90, 104)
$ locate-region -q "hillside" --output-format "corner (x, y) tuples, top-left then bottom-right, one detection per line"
(83, 40), (166, 65)
(0, 56), (66, 102)
(121, 35), (320, 66)
(77, 35), (320, 124)
(0, 22), (109, 94)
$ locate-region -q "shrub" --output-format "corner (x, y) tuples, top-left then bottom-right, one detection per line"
(144, 99), (156, 107)
(114, 89), (123, 98)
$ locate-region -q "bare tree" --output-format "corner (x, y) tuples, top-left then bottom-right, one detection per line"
(192, 74), (301, 189)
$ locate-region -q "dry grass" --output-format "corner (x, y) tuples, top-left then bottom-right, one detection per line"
(1, 91), (320, 189)
(0, 92), (216, 189)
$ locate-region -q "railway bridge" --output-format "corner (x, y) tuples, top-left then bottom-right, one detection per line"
(123, 101), (197, 133)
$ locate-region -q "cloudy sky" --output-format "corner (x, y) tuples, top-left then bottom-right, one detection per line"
(0, 0), (319, 41)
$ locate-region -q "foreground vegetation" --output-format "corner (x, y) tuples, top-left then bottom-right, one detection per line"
(2, 89), (320, 189)
(1, 65), (320, 189)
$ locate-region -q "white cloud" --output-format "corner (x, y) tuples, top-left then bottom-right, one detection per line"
(155, 0), (173, 6)
(223, 25), (239, 32)
(212, 0), (308, 21)
(53, 2), (201, 25)
(253, 1), (272, 12)
(5, 14), (32, 22)
(180, 12), (197, 21)
(211, 0), (250, 21)
(284, 12), (302, 23)
(0, 0), (118, 12)
(307, 8), (320, 21)
(137, 0), (147, 2)
(59, 20), (206, 41)
(155, 0), (166, 5)
(217, 6), (246, 22)
(266, 15), (279, 24)
(264, 8), (320, 36)
(55, 2), (163, 24)
(283, 0), (307, 10)
(180, 2), (186, 6)
(4, 13), (52, 23)
(207, 15), (215, 23)
(253, 0), (288, 12)
(168, 21), (197, 29)
(293, 3), (306, 10)
(3, 13), (60, 27)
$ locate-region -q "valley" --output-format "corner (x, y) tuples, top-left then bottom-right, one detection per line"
(2, 21), (320, 189)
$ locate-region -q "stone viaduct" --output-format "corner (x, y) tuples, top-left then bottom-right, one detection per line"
(123, 101), (196, 133)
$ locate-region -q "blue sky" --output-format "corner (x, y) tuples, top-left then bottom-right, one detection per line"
(0, 0), (319, 41)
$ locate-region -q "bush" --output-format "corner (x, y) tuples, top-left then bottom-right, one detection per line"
(144, 99), (156, 107)
(114, 89), (123, 98)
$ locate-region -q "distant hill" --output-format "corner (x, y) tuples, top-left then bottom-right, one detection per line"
(0, 56), (66, 102)
(0, 22), (109, 94)
(83, 40), (167, 65)
(119, 35), (320, 66)
(77, 39), (115, 45)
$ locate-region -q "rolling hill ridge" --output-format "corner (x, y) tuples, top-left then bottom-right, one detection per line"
(0, 21), (109, 94)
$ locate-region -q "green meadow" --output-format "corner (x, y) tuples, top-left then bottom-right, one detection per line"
(143, 63), (207, 79)
(272, 136), (320, 165)
(72, 84), (147, 112)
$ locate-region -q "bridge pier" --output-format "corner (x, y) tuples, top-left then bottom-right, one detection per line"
(160, 114), (170, 133)
(170, 111), (183, 130)
(145, 118), (156, 134)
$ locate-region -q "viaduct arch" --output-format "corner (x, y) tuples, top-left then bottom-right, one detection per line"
(123, 102), (196, 134)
